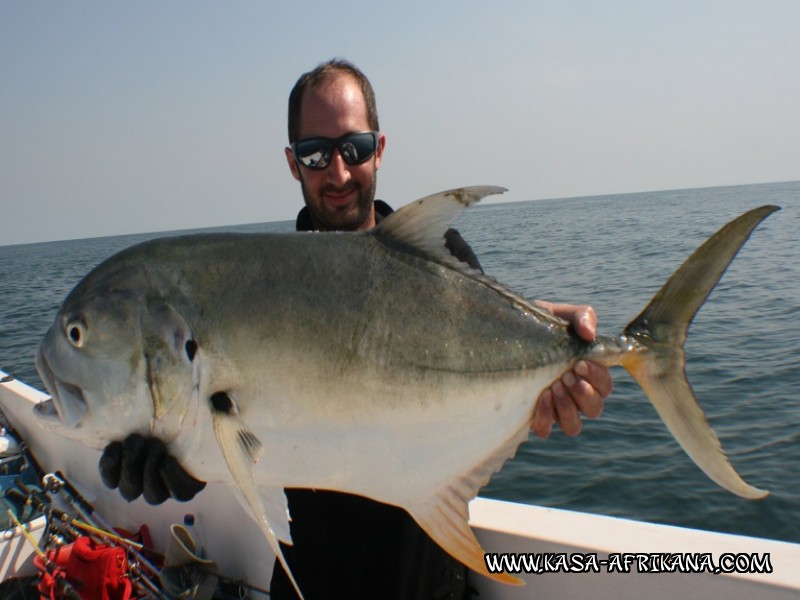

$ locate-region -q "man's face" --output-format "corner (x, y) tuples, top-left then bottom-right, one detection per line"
(285, 74), (385, 232)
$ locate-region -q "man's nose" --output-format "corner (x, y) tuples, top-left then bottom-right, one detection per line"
(325, 148), (351, 185)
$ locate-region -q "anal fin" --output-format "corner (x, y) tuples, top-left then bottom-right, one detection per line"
(409, 488), (522, 586)
(408, 421), (531, 586)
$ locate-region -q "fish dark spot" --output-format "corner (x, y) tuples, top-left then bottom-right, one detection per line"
(210, 391), (234, 414)
(185, 340), (198, 361)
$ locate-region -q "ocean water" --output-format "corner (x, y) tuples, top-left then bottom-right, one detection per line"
(1, 181), (798, 544)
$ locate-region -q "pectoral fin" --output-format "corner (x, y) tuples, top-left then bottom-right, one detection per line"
(209, 392), (304, 599)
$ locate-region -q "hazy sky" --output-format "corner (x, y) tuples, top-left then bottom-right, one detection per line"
(2, 1), (798, 245)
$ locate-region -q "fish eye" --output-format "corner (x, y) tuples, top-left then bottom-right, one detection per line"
(65, 320), (86, 348)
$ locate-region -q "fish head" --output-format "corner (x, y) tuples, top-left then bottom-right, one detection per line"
(34, 260), (198, 448)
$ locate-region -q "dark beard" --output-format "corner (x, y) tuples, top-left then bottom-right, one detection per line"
(300, 176), (377, 232)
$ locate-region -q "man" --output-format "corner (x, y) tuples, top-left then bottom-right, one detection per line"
(268, 59), (612, 599)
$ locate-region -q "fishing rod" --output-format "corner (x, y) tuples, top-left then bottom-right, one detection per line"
(42, 472), (170, 600)
(43, 472), (275, 599)
(8, 485), (144, 550)
(3, 418), (272, 599)
(8, 442), (166, 598)
(1, 495), (82, 600)
(0, 408), (168, 598)
(40, 472), (277, 599)
(14, 475), (169, 600)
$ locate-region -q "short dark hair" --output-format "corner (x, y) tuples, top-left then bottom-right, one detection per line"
(287, 59), (380, 143)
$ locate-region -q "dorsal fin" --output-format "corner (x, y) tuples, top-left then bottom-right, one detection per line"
(373, 186), (506, 261)
(373, 186), (566, 326)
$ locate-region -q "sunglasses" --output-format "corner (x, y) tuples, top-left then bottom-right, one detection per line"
(291, 131), (379, 170)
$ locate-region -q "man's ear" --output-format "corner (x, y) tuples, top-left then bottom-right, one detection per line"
(374, 133), (386, 170)
(285, 147), (301, 181)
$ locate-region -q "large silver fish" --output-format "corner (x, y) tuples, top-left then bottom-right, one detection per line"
(34, 187), (774, 597)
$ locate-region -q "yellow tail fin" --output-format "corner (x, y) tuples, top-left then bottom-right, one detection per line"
(621, 205), (778, 499)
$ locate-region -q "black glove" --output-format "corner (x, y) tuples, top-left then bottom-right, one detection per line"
(99, 433), (206, 505)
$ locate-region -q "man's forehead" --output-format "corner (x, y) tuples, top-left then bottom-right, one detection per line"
(298, 74), (369, 137)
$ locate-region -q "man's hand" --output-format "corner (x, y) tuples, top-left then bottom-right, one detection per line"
(99, 433), (206, 504)
(531, 302), (613, 439)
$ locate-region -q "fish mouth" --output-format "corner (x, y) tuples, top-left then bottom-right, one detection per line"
(35, 344), (88, 428)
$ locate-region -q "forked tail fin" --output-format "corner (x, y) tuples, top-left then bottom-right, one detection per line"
(621, 205), (779, 500)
